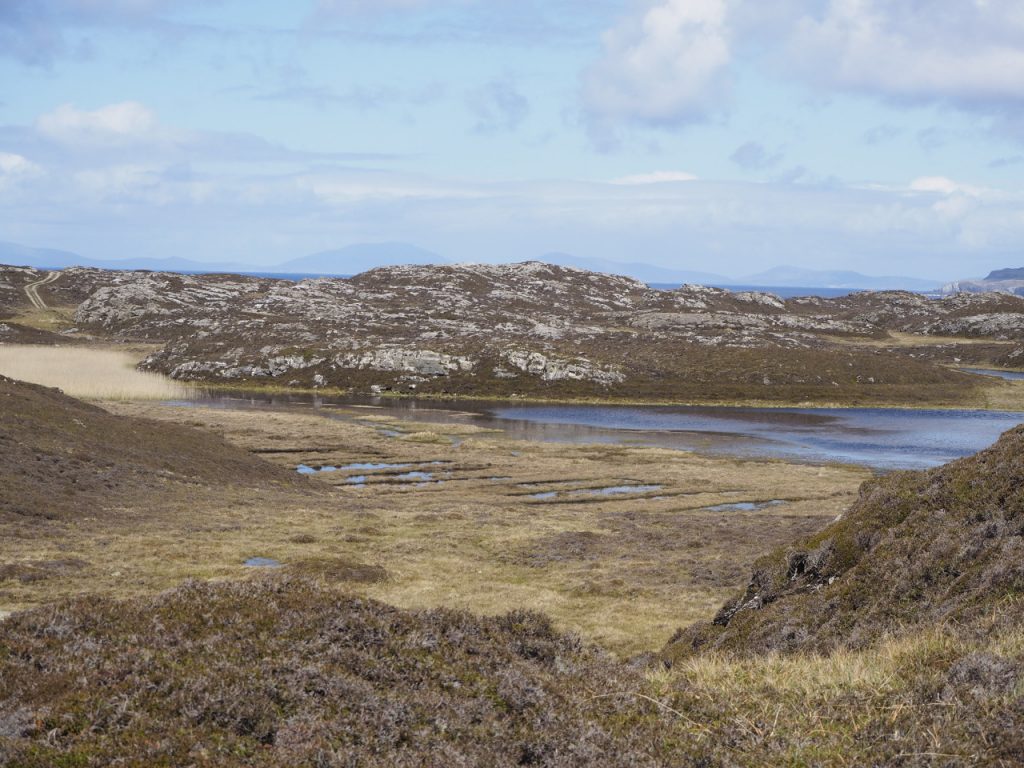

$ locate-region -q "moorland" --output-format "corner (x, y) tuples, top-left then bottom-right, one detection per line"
(2, 262), (1024, 765)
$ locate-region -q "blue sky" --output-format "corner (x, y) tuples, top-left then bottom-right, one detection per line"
(1, 0), (1023, 279)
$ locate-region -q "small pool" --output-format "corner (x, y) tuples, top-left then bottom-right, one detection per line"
(702, 500), (786, 513)
(570, 484), (663, 497)
(244, 557), (282, 568)
(529, 484), (663, 500)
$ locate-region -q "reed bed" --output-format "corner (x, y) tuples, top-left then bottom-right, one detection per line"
(0, 344), (193, 400)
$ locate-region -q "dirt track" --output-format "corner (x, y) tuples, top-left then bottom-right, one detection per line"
(22, 271), (60, 310)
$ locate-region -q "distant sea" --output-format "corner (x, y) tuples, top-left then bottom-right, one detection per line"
(647, 283), (863, 298)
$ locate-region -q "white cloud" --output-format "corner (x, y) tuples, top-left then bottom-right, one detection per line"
(908, 176), (984, 197)
(611, 170), (699, 184)
(789, 0), (1024, 107)
(582, 0), (1024, 137)
(0, 152), (40, 177)
(36, 102), (163, 146)
(583, 0), (732, 126)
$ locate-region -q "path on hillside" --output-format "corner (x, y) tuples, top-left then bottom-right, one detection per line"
(24, 271), (60, 310)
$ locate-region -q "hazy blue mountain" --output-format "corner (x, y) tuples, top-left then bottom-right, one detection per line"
(0, 241), (91, 269)
(1, 239), (948, 291)
(985, 267), (1024, 281)
(279, 243), (447, 275)
(540, 252), (730, 285)
(740, 265), (942, 291)
(0, 241), (247, 273)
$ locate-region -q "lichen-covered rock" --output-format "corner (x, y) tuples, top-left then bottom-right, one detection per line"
(335, 348), (475, 376)
(502, 349), (625, 385)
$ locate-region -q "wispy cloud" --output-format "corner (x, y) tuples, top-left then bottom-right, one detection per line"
(5, 101), (1022, 275)
(0, 0), (221, 66)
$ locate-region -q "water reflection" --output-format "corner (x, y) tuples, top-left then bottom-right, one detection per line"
(173, 391), (1024, 472)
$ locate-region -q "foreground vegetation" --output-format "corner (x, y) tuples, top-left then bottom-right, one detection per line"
(2, 578), (1022, 766)
(669, 425), (1024, 658)
(2, 368), (1024, 764)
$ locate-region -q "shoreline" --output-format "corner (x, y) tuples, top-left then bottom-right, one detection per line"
(184, 376), (1024, 414)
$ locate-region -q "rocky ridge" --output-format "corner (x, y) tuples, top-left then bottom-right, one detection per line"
(2, 261), (1024, 401)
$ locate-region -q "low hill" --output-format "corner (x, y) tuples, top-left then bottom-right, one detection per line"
(666, 425), (1024, 659)
(0, 375), (300, 522)
(540, 252), (730, 285)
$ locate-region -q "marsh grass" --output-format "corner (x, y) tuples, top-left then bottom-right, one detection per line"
(1, 400), (863, 655)
(0, 344), (193, 400)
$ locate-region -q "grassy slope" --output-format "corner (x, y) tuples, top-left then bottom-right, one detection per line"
(666, 425), (1024, 660)
(0, 375), (301, 522)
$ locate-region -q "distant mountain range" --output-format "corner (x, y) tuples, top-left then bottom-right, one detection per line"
(279, 243), (445, 275)
(540, 252), (730, 285)
(0, 239), (946, 292)
(0, 242), (245, 273)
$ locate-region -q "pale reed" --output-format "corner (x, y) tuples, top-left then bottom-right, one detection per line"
(0, 344), (193, 400)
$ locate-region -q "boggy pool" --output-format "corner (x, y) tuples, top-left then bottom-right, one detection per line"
(171, 391), (1024, 472)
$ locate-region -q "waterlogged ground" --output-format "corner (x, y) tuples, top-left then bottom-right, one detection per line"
(3, 399), (868, 655)
(178, 390), (1024, 470)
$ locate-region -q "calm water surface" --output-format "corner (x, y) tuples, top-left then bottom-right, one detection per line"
(173, 391), (1024, 472)
(962, 368), (1024, 382)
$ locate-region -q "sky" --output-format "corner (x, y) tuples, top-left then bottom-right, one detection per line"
(1, 0), (1023, 279)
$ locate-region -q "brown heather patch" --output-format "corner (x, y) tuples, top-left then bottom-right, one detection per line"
(667, 425), (1024, 660)
(3, 579), (1024, 766)
(0, 375), (303, 523)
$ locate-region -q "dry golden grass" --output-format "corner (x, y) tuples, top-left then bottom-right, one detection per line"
(0, 344), (193, 400)
(976, 378), (1024, 411)
(2, 400), (866, 655)
(6, 305), (76, 332)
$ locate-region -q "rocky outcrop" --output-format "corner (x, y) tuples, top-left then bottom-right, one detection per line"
(9, 260), (1022, 401)
(335, 348), (475, 377)
(500, 349), (625, 385)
